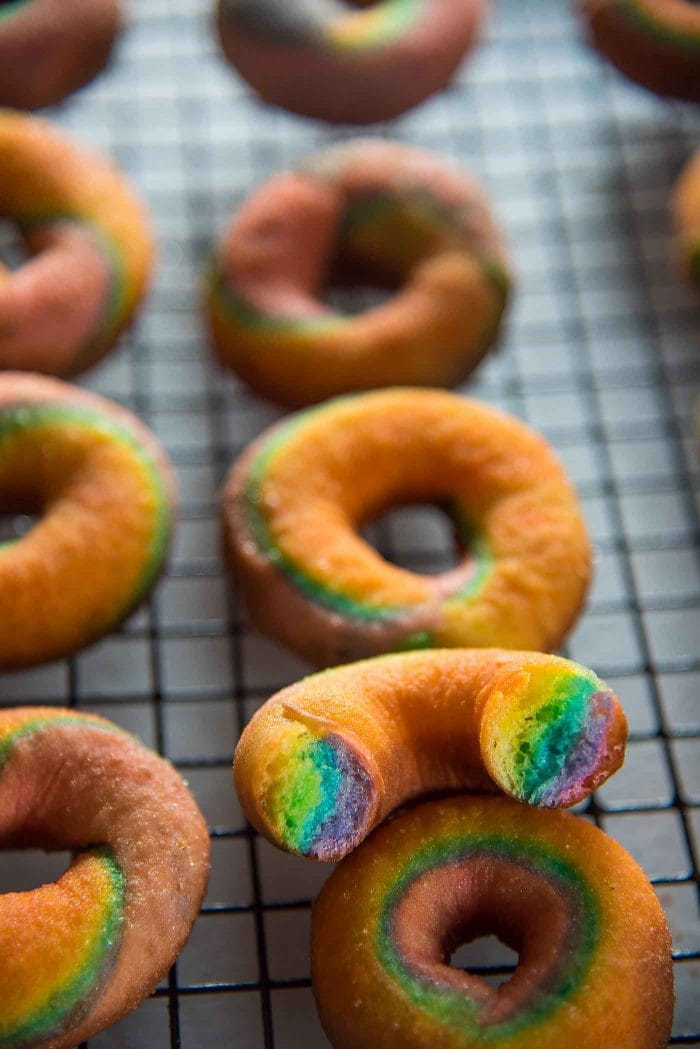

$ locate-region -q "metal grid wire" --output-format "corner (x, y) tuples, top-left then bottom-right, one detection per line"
(0, 0), (699, 1045)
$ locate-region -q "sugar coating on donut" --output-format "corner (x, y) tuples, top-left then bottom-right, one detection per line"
(482, 663), (621, 808)
(259, 720), (375, 861)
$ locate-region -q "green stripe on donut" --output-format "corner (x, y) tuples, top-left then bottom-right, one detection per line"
(0, 715), (131, 772)
(615, 0), (700, 50)
(690, 242), (700, 286)
(0, 403), (172, 617)
(328, 0), (426, 50)
(377, 835), (599, 1038)
(0, 1), (30, 24)
(243, 399), (493, 626)
(208, 263), (346, 334)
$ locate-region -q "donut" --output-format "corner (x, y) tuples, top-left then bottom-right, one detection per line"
(580, 0), (700, 101)
(0, 0), (121, 110)
(215, 0), (486, 124)
(673, 150), (700, 286)
(222, 388), (591, 666)
(234, 649), (628, 861)
(0, 111), (154, 377)
(0, 373), (175, 669)
(206, 141), (510, 407)
(0, 706), (210, 1049)
(311, 795), (674, 1049)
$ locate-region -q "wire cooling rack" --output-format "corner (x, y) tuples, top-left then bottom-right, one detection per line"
(0, 0), (699, 1045)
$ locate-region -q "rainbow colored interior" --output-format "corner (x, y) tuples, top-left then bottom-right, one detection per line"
(377, 834), (599, 1039)
(0, 848), (125, 1049)
(485, 663), (616, 808)
(262, 721), (373, 859)
(0, 402), (171, 617)
(243, 400), (493, 633)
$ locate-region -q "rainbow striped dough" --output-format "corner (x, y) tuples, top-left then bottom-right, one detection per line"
(312, 795), (674, 1049)
(0, 373), (175, 669)
(581, 0), (700, 100)
(0, 111), (153, 377)
(674, 151), (700, 287)
(234, 650), (628, 861)
(206, 140), (510, 407)
(216, 0), (486, 123)
(223, 389), (590, 666)
(0, 707), (209, 1049)
(0, 0), (121, 110)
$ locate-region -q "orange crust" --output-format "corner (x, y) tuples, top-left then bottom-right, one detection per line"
(311, 795), (674, 1049)
(0, 707), (210, 1049)
(0, 373), (176, 669)
(222, 389), (591, 666)
(673, 150), (700, 287)
(0, 0), (121, 110)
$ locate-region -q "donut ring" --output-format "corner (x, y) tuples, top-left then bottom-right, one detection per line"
(207, 141), (510, 408)
(223, 389), (591, 666)
(312, 795), (673, 1049)
(0, 373), (175, 669)
(0, 707), (209, 1049)
(581, 0), (700, 101)
(0, 111), (154, 378)
(215, 0), (486, 124)
(673, 150), (700, 286)
(234, 650), (628, 861)
(0, 0), (121, 110)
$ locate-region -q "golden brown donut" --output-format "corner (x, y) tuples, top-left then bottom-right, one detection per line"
(580, 0), (700, 101)
(234, 650), (628, 860)
(0, 0), (121, 110)
(0, 707), (210, 1049)
(674, 150), (700, 287)
(312, 795), (674, 1049)
(205, 140), (511, 407)
(223, 389), (591, 667)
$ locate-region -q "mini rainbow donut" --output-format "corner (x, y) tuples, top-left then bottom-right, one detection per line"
(674, 150), (700, 286)
(223, 389), (591, 666)
(207, 141), (510, 408)
(0, 373), (175, 669)
(0, 111), (154, 377)
(581, 0), (700, 101)
(312, 795), (673, 1049)
(234, 650), (628, 861)
(215, 0), (486, 124)
(0, 707), (210, 1049)
(0, 0), (121, 110)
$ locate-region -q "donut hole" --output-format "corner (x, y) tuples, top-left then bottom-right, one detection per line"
(0, 220), (29, 270)
(361, 502), (470, 576)
(450, 934), (519, 990)
(0, 849), (71, 892)
(0, 510), (40, 544)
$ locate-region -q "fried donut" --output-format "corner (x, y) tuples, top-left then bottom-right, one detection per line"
(215, 0), (485, 124)
(0, 111), (154, 377)
(581, 0), (700, 102)
(222, 389), (591, 666)
(205, 140), (510, 407)
(312, 795), (674, 1049)
(234, 650), (627, 861)
(0, 373), (175, 669)
(674, 150), (700, 287)
(0, 0), (121, 110)
(0, 707), (209, 1049)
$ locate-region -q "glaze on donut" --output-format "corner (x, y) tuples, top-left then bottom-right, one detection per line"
(0, 0), (121, 110)
(0, 707), (209, 1049)
(207, 141), (510, 407)
(312, 795), (674, 1049)
(215, 0), (486, 123)
(223, 389), (590, 666)
(234, 650), (627, 861)
(581, 0), (700, 101)
(0, 111), (154, 377)
(674, 150), (700, 286)
(0, 373), (175, 669)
